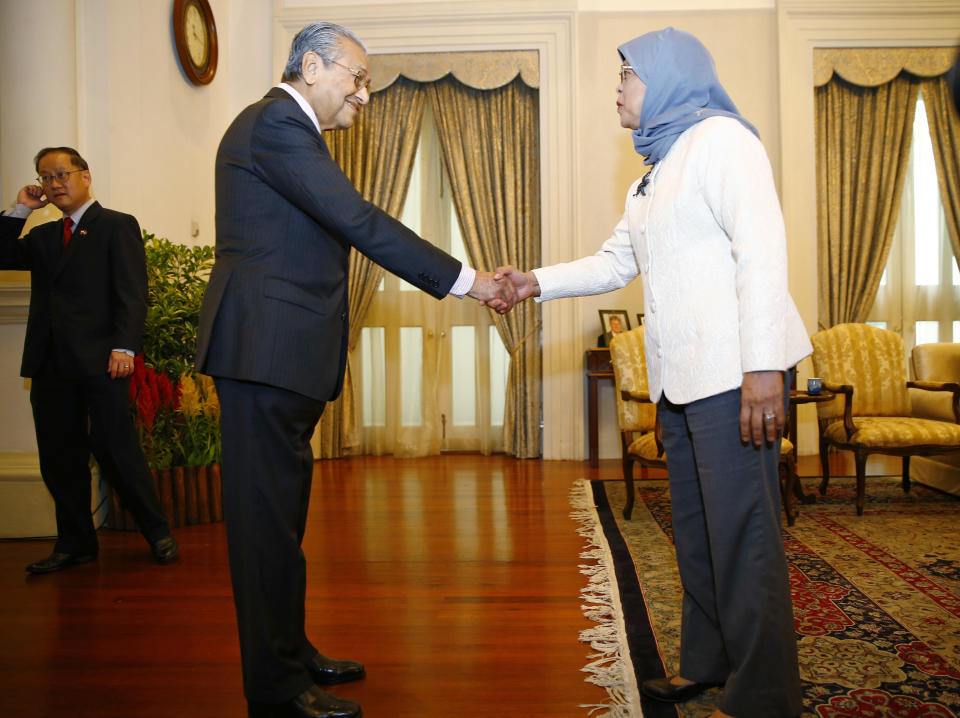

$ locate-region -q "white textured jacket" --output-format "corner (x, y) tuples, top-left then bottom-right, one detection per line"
(534, 116), (812, 404)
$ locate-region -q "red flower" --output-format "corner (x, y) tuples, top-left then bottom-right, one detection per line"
(136, 386), (156, 431)
(156, 372), (174, 409)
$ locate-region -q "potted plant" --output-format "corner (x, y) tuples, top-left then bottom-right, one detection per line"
(108, 232), (222, 529)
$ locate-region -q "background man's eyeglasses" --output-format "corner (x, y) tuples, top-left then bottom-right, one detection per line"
(329, 60), (371, 91)
(37, 170), (84, 186)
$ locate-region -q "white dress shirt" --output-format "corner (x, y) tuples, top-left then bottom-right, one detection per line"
(534, 116), (811, 404)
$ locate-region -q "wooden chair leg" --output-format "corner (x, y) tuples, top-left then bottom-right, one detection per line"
(780, 455), (797, 526)
(819, 437), (831, 496)
(620, 430), (635, 520)
(902, 455), (911, 492)
(623, 456), (635, 520)
(855, 450), (868, 516)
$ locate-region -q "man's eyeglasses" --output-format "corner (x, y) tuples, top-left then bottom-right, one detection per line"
(619, 64), (635, 84)
(329, 60), (371, 91)
(37, 169), (84, 186)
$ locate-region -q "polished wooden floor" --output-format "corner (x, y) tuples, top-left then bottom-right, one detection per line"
(0, 452), (898, 718)
(0, 456), (616, 718)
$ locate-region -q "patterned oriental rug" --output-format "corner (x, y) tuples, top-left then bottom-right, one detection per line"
(571, 477), (960, 718)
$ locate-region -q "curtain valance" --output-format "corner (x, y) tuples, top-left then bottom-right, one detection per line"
(368, 50), (539, 93)
(814, 47), (957, 87)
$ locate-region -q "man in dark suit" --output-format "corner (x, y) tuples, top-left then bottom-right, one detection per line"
(196, 21), (515, 718)
(0, 147), (178, 574)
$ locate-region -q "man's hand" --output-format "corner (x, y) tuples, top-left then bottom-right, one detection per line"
(16, 184), (49, 211)
(492, 265), (540, 302)
(467, 270), (519, 314)
(740, 370), (784, 447)
(108, 351), (135, 380)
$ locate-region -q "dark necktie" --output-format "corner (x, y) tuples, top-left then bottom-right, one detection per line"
(62, 217), (74, 247)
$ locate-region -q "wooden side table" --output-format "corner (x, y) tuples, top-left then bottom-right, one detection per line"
(585, 348), (614, 467)
(788, 389), (835, 510)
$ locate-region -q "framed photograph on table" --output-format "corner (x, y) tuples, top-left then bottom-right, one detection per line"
(598, 309), (630, 345)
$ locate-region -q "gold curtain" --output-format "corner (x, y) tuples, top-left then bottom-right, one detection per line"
(920, 74), (960, 274)
(312, 77), (427, 458)
(428, 76), (542, 458)
(815, 72), (920, 329)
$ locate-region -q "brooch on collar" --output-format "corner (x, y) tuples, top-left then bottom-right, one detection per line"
(634, 170), (652, 197)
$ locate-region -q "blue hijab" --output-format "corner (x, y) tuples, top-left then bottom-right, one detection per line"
(618, 28), (758, 165)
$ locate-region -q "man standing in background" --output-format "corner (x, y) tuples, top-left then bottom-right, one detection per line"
(0, 147), (178, 575)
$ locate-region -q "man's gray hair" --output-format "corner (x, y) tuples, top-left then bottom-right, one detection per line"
(281, 22), (366, 82)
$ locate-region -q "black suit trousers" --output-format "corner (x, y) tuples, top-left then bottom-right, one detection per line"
(30, 373), (169, 554)
(214, 377), (326, 702)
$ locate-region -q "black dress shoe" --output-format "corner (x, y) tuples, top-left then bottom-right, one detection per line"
(640, 676), (724, 702)
(26, 551), (97, 575)
(248, 685), (362, 718)
(305, 654), (365, 685)
(150, 536), (179, 564)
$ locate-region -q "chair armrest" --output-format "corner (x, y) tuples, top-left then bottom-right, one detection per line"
(654, 415), (665, 457)
(823, 381), (856, 439)
(621, 389), (653, 403)
(907, 380), (960, 423)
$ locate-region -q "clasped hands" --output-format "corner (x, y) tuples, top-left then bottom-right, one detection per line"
(466, 266), (540, 314)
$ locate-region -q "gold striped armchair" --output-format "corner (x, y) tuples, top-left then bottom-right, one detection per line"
(608, 327), (666, 520)
(810, 324), (960, 515)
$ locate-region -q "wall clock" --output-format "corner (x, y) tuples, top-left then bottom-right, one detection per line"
(173, 0), (218, 86)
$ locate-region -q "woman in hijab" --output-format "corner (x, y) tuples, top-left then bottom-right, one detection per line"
(495, 27), (809, 718)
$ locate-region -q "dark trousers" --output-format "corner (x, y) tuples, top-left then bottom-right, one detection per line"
(657, 375), (801, 718)
(30, 373), (170, 554)
(214, 377), (326, 703)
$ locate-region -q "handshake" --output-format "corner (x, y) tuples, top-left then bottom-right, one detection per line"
(466, 266), (541, 314)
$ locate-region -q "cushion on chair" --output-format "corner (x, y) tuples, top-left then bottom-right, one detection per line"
(912, 342), (960, 381)
(780, 438), (794, 455)
(822, 416), (960, 448)
(627, 432), (665, 461)
(910, 343), (960, 423)
(811, 323), (911, 419)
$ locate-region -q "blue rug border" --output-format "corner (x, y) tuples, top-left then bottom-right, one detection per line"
(589, 479), (679, 718)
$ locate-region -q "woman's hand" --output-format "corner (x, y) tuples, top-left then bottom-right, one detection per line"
(740, 370), (784, 446)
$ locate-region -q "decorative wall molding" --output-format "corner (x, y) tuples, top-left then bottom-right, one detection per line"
(275, 2), (583, 459)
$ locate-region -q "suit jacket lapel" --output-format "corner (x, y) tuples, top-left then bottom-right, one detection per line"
(53, 201), (102, 279)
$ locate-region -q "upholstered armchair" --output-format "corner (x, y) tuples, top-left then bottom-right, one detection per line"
(810, 324), (960, 515)
(608, 327), (666, 520)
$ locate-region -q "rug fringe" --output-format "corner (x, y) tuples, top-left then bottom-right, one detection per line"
(570, 479), (639, 718)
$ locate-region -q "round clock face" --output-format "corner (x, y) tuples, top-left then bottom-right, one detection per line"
(173, 0), (217, 85)
(185, 4), (208, 68)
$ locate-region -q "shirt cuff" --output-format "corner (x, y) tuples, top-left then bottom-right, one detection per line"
(112, 349), (135, 356)
(4, 204), (31, 219)
(448, 264), (476, 298)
